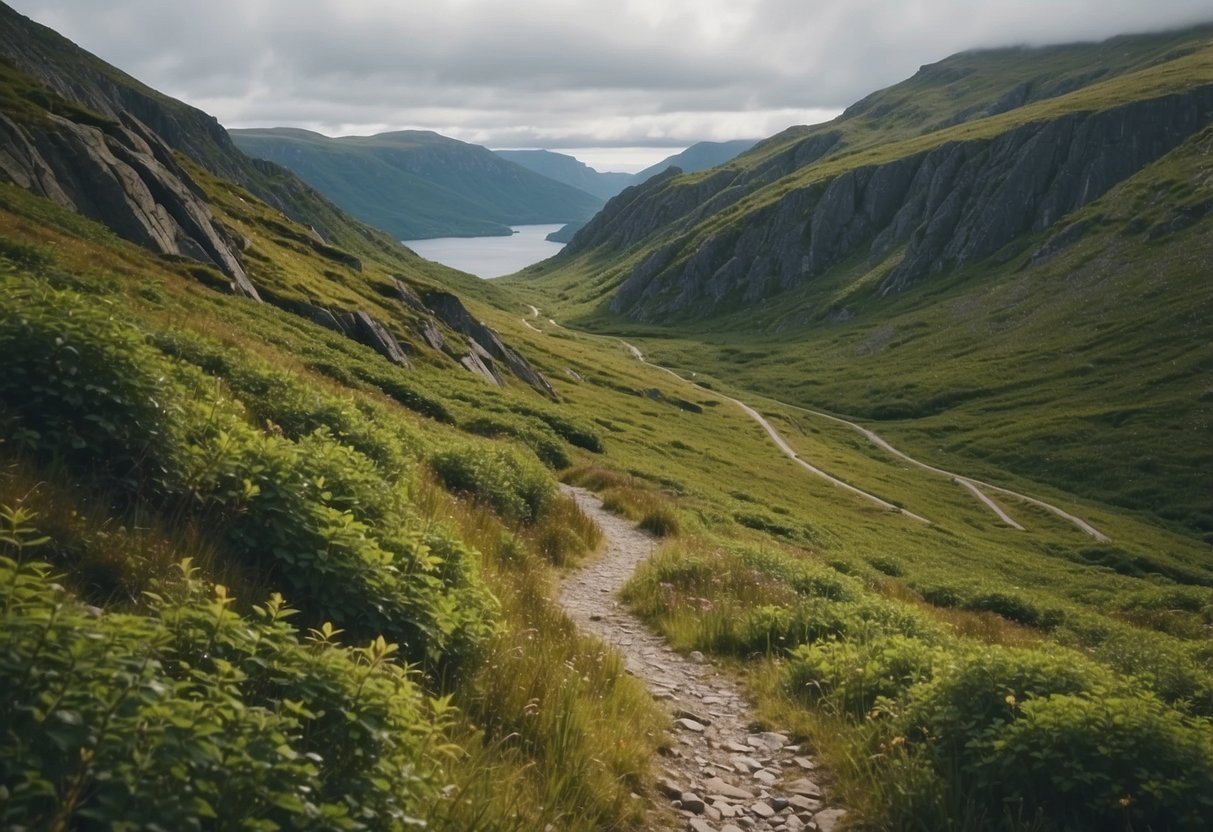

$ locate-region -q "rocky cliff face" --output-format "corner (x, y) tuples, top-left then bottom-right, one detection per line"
(607, 86), (1213, 320)
(0, 3), (558, 402)
(0, 108), (259, 298)
(0, 3), (367, 249)
(560, 131), (843, 259)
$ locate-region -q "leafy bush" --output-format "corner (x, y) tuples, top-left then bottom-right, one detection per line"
(712, 596), (936, 657)
(0, 282), (173, 486)
(895, 645), (1115, 753)
(965, 590), (1066, 630)
(737, 547), (858, 601)
(1, 279), (497, 670)
(431, 444), (555, 524)
(989, 694), (1213, 829)
(461, 414), (570, 469)
(0, 555), (444, 831)
(865, 645), (1213, 829)
(786, 635), (939, 717)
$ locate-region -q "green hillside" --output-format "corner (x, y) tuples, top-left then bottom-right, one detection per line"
(506, 24), (1213, 539)
(231, 127), (605, 240)
(2, 5), (1213, 831)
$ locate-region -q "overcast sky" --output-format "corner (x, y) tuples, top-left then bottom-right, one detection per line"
(8, 0), (1212, 171)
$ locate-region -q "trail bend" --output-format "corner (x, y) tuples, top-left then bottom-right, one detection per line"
(619, 340), (1108, 541)
(621, 341), (929, 525)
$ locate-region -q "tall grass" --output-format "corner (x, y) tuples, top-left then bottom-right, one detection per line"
(412, 475), (666, 831)
(563, 466), (682, 537)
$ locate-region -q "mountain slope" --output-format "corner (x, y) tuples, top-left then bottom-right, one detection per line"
(506, 25), (1213, 537)
(495, 141), (759, 204)
(533, 24), (1213, 290)
(232, 127), (604, 239)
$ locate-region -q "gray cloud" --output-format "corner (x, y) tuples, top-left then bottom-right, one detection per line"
(8, 0), (1212, 152)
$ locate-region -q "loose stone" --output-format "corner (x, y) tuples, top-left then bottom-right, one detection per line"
(681, 792), (707, 814)
(787, 778), (822, 797)
(788, 795), (822, 813)
(751, 801), (776, 818)
(813, 808), (848, 832)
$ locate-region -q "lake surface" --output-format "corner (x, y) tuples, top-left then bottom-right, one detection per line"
(403, 224), (565, 278)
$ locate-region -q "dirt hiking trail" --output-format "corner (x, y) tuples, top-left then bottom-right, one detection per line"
(559, 485), (847, 832)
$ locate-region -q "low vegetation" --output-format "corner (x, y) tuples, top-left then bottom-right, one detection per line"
(0, 233), (664, 830)
(2, 18), (1211, 832)
(624, 535), (1213, 830)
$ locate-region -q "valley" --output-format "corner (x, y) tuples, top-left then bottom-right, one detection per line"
(0, 3), (1210, 831)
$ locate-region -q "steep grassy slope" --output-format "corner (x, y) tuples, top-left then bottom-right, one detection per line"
(232, 128), (604, 239)
(506, 25), (1213, 539)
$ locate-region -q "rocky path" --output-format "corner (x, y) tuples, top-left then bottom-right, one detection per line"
(559, 485), (847, 832)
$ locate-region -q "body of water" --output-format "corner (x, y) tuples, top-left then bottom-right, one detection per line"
(403, 224), (565, 278)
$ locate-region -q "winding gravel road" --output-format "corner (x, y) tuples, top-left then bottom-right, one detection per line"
(519, 306), (1107, 541)
(619, 340), (1108, 541)
(622, 340), (929, 524)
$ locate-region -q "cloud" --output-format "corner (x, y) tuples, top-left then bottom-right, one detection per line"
(8, 0), (1212, 148)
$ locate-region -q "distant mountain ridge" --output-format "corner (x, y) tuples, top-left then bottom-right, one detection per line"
(630, 139), (760, 181)
(493, 150), (634, 201)
(231, 127), (604, 240)
(497, 140), (759, 244)
(495, 140), (760, 202)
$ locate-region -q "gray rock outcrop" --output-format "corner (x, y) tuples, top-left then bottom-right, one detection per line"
(0, 109), (259, 299)
(423, 290), (558, 398)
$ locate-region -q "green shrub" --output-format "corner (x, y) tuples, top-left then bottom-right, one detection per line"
(724, 596), (936, 656)
(738, 547), (858, 601)
(1092, 628), (1213, 715)
(965, 590), (1066, 630)
(1, 279), (496, 670)
(786, 635), (939, 717)
(516, 408), (604, 453)
(0, 282), (173, 486)
(895, 645), (1115, 753)
(918, 583), (965, 608)
(431, 444), (555, 524)
(461, 414), (570, 469)
(0, 556), (443, 831)
(866, 645), (1213, 829)
(989, 694), (1213, 829)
